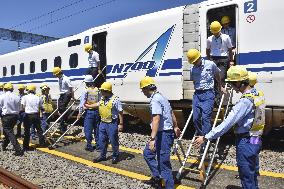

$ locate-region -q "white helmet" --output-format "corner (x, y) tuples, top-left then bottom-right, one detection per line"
(84, 75), (94, 83)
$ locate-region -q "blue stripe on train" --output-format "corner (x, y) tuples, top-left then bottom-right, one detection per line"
(238, 49), (284, 65)
(3, 48), (284, 83)
(0, 68), (88, 83)
(161, 58), (182, 70)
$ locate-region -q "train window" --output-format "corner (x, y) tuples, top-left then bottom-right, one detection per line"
(20, 63), (24, 74)
(69, 53), (78, 68)
(68, 39), (81, 47)
(41, 59), (47, 72)
(54, 56), (62, 68)
(30, 61), (35, 73)
(11, 65), (15, 76)
(3, 67), (7, 76)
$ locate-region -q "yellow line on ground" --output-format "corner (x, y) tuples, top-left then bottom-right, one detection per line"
(14, 139), (194, 189)
(57, 135), (284, 179)
(13, 132), (284, 179)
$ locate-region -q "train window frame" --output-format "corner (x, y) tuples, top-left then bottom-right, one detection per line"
(68, 39), (81, 47)
(3, 67), (7, 76)
(11, 65), (15, 76)
(54, 56), (62, 68)
(30, 61), (35, 73)
(20, 63), (24, 74)
(41, 59), (47, 72)
(69, 53), (78, 68)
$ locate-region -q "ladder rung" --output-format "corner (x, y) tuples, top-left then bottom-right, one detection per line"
(213, 107), (224, 111)
(189, 154), (201, 158)
(183, 167), (200, 174)
(211, 118), (222, 122)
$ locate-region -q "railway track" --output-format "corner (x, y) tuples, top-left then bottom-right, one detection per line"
(0, 166), (40, 189)
(0, 125), (283, 188)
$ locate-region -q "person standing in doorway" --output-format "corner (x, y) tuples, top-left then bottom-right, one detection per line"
(85, 43), (101, 79)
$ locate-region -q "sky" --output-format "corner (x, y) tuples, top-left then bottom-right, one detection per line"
(0, 0), (201, 54)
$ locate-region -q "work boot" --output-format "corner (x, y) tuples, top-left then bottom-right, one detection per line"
(93, 157), (106, 163)
(2, 144), (7, 151)
(112, 156), (119, 164)
(14, 150), (24, 156)
(85, 146), (94, 152)
(23, 147), (34, 151)
(143, 177), (162, 188)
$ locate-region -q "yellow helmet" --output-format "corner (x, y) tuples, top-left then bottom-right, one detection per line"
(84, 43), (93, 52)
(140, 76), (155, 89)
(221, 16), (231, 25)
(248, 71), (257, 87)
(100, 82), (112, 92)
(42, 85), (50, 90)
(4, 83), (13, 90)
(26, 84), (36, 92)
(52, 67), (61, 75)
(0, 83), (4, 89)
(210, 21), (222, 34)
(18, 84), (26, 90)
(187, 49), (201, 64)
(226, 65), (249, 82)
(40, 83), (48, 89)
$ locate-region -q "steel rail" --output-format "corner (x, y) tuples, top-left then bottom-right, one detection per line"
(0, 167), (40, 189)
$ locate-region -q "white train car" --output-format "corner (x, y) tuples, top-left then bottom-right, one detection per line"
(0, 0), (283, 133)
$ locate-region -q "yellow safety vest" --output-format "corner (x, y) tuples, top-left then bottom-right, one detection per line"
(99, 95), (116, 123)
(85, 87), (99, 107)
(42, 94), (54, 113)
(241, 90), (265, 137)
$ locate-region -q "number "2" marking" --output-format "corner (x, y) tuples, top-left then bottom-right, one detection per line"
(247, 2), (255, 12)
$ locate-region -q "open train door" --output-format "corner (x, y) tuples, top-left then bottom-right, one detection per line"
(199, 0), (239, 63)
(92, 32), (107, 87)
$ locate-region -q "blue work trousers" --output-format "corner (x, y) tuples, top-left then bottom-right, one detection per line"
(84, 109), (100, 148)
(41, 113), (50, 133)
(236, 137), (261, 189)
(98, 121), (119, 159)
(17, 111), (25, 136)
(193, 90), (215, 136)
(143, 130), (174, 189)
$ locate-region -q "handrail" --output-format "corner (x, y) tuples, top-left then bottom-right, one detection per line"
(43, 66), (106, 136)
(50, 110), (85, 148)
(198, 83), (228, 170)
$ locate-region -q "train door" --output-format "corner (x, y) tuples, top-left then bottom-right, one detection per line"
(199, 1), (239, 64)
(92, 32), (107, 87)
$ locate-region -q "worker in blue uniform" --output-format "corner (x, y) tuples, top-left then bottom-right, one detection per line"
(77, 75), (100, 152)
(90, 82), (123, 164)
(140, 76), (181, 189)
(194, 65), (265, 189)
(187, 49), (222, 151)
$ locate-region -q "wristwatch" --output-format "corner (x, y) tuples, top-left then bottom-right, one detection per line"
(149, 137), (155, 141)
